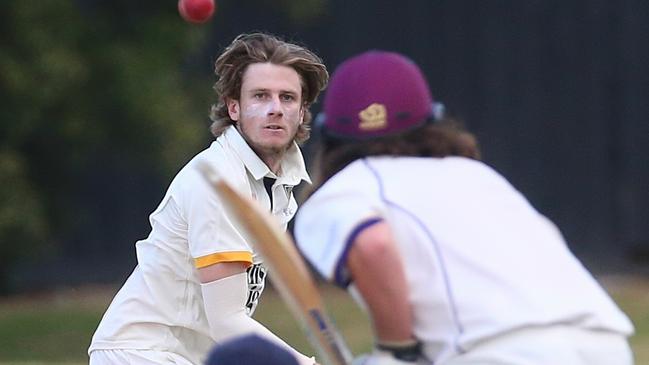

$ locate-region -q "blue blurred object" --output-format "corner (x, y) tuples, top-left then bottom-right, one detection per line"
(205, 334), (300, 365)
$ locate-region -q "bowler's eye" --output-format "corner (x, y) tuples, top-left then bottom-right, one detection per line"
(281, 94), (295, 102)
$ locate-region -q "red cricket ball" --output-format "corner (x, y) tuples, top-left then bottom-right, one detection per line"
(178, 0), (216, 24)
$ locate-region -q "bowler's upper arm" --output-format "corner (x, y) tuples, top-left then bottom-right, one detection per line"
(198, 261), (249, 283)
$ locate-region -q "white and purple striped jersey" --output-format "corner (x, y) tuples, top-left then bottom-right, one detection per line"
(294, 156), (633, 363)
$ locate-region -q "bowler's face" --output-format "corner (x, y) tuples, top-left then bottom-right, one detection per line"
(228, 62), (304, 161)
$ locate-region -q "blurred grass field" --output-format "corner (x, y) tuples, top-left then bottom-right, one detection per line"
(0, 275), (647, 365)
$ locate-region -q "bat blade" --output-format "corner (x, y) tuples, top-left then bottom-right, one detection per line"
(201, 166), (352, 365)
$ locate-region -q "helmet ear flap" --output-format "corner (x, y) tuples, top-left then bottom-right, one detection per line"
(314, 112), (328, 141)
(432, 102), (445, 121)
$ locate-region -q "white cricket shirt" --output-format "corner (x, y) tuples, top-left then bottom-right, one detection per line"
(89, 126), (310, 364)
(294, 156), (633, 363)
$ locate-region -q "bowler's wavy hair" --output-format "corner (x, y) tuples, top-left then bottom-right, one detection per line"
(209, 33), (329, 144)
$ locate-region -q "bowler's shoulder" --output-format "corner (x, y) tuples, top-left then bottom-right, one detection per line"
(164, 142), (238, 190)
(192, 140), (245, 174)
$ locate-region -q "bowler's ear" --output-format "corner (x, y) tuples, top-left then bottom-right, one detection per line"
(299, 104), (306, 124)
(227, 98), (240, 121)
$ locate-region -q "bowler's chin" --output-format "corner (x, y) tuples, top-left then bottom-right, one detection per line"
(263, 134), (293, 149)
(258, 140), (292, 155)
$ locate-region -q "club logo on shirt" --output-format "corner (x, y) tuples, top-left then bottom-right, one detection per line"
(245, 263), (267, 315)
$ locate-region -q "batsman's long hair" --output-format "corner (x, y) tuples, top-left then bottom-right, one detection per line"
(210, 32), (329, 144)
(306, 118), (481, 197)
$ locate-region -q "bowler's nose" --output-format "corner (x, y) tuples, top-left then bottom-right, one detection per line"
(267, 96), (283, 116)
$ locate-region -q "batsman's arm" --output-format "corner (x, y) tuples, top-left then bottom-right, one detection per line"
(347, 221), (422, 362)
(347, 221), (413, 342)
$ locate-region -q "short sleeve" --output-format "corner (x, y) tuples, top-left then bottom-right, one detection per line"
(180, 162), (254, 269)
(294, 164), (384, 285)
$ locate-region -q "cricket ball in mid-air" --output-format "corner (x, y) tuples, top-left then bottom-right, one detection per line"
(178, 0), (216, 24)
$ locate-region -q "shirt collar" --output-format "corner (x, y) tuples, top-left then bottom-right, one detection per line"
(223, 125), (311, 185)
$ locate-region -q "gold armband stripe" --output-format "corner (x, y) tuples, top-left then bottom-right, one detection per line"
(194, 251), (253, 268)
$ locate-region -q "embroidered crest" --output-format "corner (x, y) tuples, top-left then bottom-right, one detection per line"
(358, 103), (387, 130)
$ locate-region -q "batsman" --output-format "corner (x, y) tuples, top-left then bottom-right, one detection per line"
(88, 32), (328, 365)
(293, 51), (634, 365)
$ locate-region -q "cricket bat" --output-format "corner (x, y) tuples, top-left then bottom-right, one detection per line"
(200, 165), (353, 365)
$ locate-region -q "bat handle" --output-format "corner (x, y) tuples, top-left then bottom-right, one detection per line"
(308, 309), (354, 365)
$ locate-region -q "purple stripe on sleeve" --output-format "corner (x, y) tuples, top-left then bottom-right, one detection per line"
(333, 217), (383, 287)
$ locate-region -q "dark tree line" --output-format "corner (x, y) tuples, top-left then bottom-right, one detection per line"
(2, 0), (647, 294)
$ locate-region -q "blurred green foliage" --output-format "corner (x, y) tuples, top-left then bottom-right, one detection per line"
(0, 0), (213, 293)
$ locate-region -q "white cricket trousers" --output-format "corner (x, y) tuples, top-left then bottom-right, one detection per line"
(89, 349), (195, 365)
(441, 326), (633, 365)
